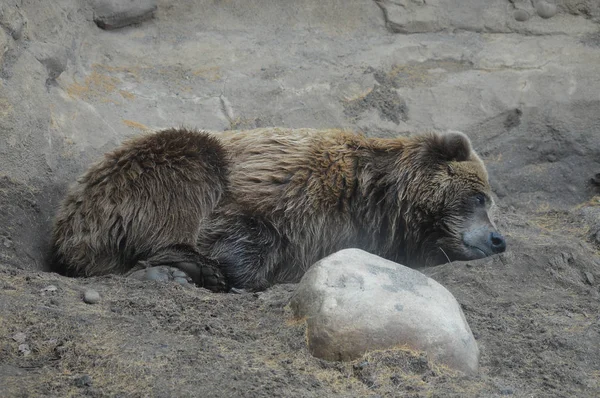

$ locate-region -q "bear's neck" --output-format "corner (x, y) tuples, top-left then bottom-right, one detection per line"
(351, 145), (429, 266)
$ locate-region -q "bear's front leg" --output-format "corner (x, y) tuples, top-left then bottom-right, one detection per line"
(127, 244), (229, 292)
(198, 213), (285, 291)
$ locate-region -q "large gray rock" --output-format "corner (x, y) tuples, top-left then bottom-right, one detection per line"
(290, 249), (479, 374)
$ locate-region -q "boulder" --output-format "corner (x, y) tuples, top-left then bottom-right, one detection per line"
(290, 248), (479, 374)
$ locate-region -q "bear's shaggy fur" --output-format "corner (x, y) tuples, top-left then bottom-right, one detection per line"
(50, 128), (505, 291)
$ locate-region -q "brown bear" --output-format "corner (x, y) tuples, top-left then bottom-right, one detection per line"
(49, 127), (506, 292)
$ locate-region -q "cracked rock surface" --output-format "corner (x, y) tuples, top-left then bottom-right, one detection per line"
(0, 0), (599, 396)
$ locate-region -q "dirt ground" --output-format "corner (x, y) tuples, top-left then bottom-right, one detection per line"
(1, 190), (599, 397)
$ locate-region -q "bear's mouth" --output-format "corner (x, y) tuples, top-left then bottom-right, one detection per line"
(463, 243), (489, 259)
(435, 243), (489, 264)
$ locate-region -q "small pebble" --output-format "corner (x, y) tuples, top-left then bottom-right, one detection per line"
(536, 1), (558, 19)
(18, 343), (31, 356)
(74, 375), (93, 388)
(41, 285), (58, 293)
(500, 387), (514, 395)
(2, 237), (13, 248)
(12, 332), (26, 344)
(514, 9), (530, 22)
(390, 374), (401, 386)
(547, 154), (557, 162)
(527, 144), (534, 150)
(83, 289), (101, 304)
(354, 360), (369, 370)
(584, 271), (595, 285)
(54, 345), (68, 358)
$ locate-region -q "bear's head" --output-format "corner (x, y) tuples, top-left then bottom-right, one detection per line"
(360, 130), (506, 267)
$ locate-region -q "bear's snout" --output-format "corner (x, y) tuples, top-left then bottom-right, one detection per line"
(462, 225), (507, 259)
(488, 231), (506, 254)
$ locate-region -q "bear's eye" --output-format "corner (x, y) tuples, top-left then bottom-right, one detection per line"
(474, 193), (486, 206)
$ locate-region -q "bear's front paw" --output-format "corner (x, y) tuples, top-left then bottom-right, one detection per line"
(127, 266), (194, 287)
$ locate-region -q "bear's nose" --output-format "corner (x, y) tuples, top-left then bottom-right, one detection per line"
(489, 231), (506, 254)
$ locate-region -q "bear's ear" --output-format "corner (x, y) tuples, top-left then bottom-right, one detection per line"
(425, 130), (473, 162)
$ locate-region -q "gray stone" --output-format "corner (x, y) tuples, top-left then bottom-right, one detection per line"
(290, 249), (479, 374)
(536, 1), (558, 19)
(91, 0), (157, 30)
(584, 271), (595, 285)
(12, 332), (26, 344)
(41, 285), (58, 294)
(74, 375), (93, 388)
(2, 236), (13, 248)
(83, 289), (101, 304)
(18, 343), (31, 356)
(514, 9), (531, 22)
